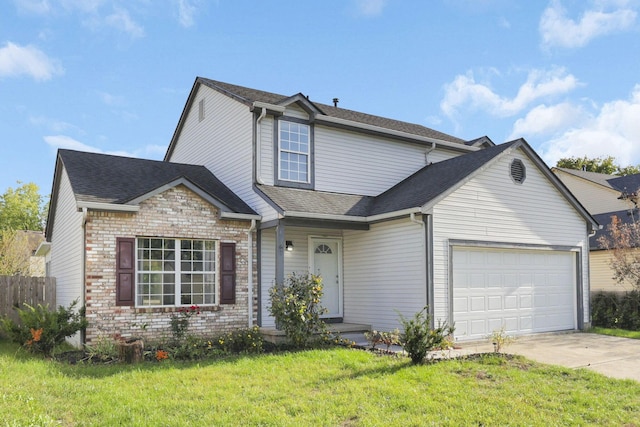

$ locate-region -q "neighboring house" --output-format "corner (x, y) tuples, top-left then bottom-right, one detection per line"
(46, 77), (598, 345)
(553, 167), (640, 293)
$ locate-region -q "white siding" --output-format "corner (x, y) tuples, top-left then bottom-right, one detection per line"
(49, 169), (84, 345)
(555, 171), (630, 214)
(169, 85), (276, 220)
(314, 125), (460, 196)
(343, 218), (426, 331)
(283, 105), (309, 120)
(259, 227), (342, 327)
(432, 148), (590, 326)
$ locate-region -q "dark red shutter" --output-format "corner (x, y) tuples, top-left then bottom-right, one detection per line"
(116, 237), (135, 306)
(220, 242), (236, 304)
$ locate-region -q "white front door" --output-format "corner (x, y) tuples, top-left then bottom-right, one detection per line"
(309, 237), (342, 318)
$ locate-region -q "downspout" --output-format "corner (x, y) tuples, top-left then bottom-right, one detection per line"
(410, 212), (434, 327)
(410, 212), (424, 227)
(81, 207), (88, 345)
(256, 107), (267, 185)
(247, 219), (256, 327)
(425, 142), (436, 164)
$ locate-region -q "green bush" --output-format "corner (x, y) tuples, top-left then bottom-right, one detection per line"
(268, 272), (328, 348)
(217, 326), (264, 354)
(592, 291), (640, 330)
(0, 300), (88, 357)
(399, 307), (454, 364)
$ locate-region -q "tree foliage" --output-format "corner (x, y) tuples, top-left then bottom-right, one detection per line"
(0, 182), (46, 232)
(0, 229), (34, 275)
(556, 156), (640, 176)
(598, 215), (640, 290)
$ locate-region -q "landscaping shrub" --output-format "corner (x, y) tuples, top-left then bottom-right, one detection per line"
(268, 272), (328, 348)
(217, 326), (264, 354)
(591, 290), (640, 330)
(0, 300), (88, 357)
(398, 307), (454, 364)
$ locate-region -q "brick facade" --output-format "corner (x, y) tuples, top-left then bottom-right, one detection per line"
(83, 185), (257, 344)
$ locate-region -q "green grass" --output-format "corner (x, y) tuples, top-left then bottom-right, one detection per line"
(590, 326), (640, 339)
(1, 340), (639, 426)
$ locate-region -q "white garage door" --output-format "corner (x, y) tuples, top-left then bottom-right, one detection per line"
(452, 247), (576, 341)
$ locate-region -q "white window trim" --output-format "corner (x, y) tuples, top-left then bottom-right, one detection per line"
(135, 237), (218, 308)
(278, 120), (311, 184)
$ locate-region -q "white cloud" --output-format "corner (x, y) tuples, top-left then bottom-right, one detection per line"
(13, 0), (51, 14)
(354, 0), (387, 17)
(29, 115), (83, 134)
(539, 85), (640, 167)
(176, 0), (197, 27)
(441, 67), (579, 119)
(44, 135), (132, 157)
(44, 135), (165, 159)
(0, 42), (63, 81)
(509, 102), (588, 139)
(97, 91), (125, 106)
(105, 7), (145, 38)
(540, 0), (637, 49)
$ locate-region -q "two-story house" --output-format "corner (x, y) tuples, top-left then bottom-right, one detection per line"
(45, 77), (597, 346)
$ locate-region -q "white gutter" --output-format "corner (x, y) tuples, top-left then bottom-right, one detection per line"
(282, 207), (423, 223)
(76, 202), (140, 212)
(220, 212), (262, 221)
(410, 212), (424, 227)
(247, 219), (256, 327)
(252, 101), (286, 113)
(314, 114), (478, 152)
(255, 107), (267, 185)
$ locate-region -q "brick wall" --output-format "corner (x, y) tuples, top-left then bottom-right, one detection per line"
(83, 185), (257, 344)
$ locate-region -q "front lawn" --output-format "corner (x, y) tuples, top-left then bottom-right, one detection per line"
(1, 339), (639, 426)
(591, 326), (640, 340)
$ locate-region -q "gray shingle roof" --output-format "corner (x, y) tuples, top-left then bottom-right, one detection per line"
(198, 77), (467, 145)
(257, 140), (519, 219)
(256, 185), (373, 217)
(58, 149), (257, 215)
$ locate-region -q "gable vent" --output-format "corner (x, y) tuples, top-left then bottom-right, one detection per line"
(510, 159), (526, 184)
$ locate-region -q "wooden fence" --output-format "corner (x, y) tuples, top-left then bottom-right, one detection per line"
(0, 276), (56, 324)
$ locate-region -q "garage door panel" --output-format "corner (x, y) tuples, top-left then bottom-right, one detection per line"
(504, 295), (517, 309)
(453, 247), (576, 341)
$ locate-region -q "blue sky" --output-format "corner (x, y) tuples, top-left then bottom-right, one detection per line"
(2, 0), (640, 200)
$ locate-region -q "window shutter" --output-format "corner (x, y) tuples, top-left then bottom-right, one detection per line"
(220, 242), (236, 304)
(116, 237), (135, 306)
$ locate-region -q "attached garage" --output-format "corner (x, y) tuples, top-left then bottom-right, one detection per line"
(451, 246), (577, 341)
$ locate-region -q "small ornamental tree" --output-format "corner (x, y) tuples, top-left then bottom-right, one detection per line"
(268, 272), (328, 348)
(598, 215), (640, 290)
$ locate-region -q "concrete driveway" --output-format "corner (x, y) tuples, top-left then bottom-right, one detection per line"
(460, 332), (640, 382)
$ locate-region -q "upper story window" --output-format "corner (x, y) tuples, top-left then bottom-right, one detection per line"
(278, 121), (310, 184)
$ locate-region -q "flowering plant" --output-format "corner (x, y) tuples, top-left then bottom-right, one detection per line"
(170, 305), (200, 341)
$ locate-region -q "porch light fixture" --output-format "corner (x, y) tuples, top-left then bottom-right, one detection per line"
(285, 240), (294, 252)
